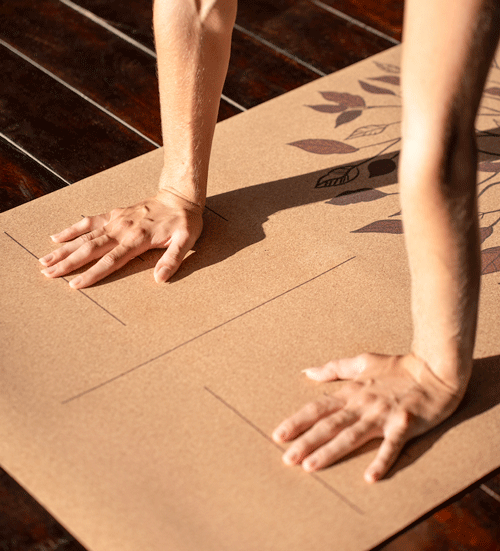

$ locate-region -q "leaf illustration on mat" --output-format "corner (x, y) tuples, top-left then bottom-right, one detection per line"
(479, 160), (500, 172)
(368, 158), (397, 177)
(359, 81), (396, 96)
(346, 124), (389, 140)
(485, 87), (500, 97)
(307, 104), (347, 114)
(480, 226), (494, 243)
(327, 188), (392, 205)
(316, 166), (360, 187)
(479, 216), (500, 242)
(336, 110), (363, 127)
(481, 246), (500, 274)
(352, 219), (403, 234)
(289, 139), (358, 155)
(320, 91), (365, 108)
(374, 61), (400, 74)
(369, 76), (400, 86)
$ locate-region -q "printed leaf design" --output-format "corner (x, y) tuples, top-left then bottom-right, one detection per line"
(320, 91), (365, 108)
(327, 188), (391, 205)
(346, 124), (389, 140)
(289, 139), (358, 155)
(316, 166), (360, 188)
(368, 158), (397, 177)
(389, 210), (401, 217)
(479, 160), (500, 172)
(480, 226), (493, 243)
(359, 81), (396, 96)
(352, 219), (403, 234)
(481, 246), (500, 274)
(307, 104), (347, 113)
(369, 76), (400, 86)
(485, 87), (500, 97)
(374, 61), (400, 74)
(336, 110), (363, 127)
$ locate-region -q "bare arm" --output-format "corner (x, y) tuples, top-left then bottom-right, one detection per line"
(273, 0), (500, 482)
(40, 0), (236, 287)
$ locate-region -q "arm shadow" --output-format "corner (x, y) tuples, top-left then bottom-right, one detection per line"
(384, 354), (500, 479)
(91, 122), (500, 286)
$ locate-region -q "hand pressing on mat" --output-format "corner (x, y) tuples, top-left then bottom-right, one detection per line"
(39, 0), (237, 289)
(39, 188), (203, 289)
(272, 353), (464, 483)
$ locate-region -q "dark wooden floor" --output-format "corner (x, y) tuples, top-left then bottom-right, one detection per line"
(0, 1), (499, 549)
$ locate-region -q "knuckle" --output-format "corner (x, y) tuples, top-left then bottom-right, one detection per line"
(394, 409), (413, 431)
(371, 400), (392, 418)
(342, 429), (360, 448)
(79, 232), (93, 244)
(101, 253), (118, 268)
(303, 401), (324, 419)
(81, 240), (98, 254)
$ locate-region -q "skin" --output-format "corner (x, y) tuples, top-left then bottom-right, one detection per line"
(273, 0), (500, 482)
(39, 0), (500, 481)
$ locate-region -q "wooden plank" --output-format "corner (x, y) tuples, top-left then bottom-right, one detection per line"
(64, 0), (156, 51)
(65, 0), (319, 113)
(0, 139), (67, 213)
(224, 30), (320, 109)
(313, 0), (404, 42)
(483, 470), (500, 499)
(0, 0), (162, 144)
(378, 486), (500, 550)
(235, 0), (396, 75)
(57, 0), (243, 119)
(0, 467), (84, 551)
(0, 44), (154, 183)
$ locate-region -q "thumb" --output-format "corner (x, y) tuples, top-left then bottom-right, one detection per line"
(303, 354), (369, 382)
(154, 235), (191, 283)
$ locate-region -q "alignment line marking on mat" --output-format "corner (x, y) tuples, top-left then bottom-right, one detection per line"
(3, 232), (126, 326)
(204, 386), (364, 515)
(62, 256), (356, 404)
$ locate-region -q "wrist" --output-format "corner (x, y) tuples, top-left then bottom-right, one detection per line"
(409, 345), (472, 397)
(158, 168), (207, 210)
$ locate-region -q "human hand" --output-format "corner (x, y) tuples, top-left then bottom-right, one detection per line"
(39, 189), (204, 289)
(272, 353), (464, 483)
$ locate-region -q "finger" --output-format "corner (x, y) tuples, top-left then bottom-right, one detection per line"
(303, 354), (370, 382)
(69, 242), (146, 289)
(154, 234), (192, 283)
(301, 418), (378, 472)
(49, 214), (109, 244)
(364, 416), (408, 483)
(40, 228), (108, 268)
(282, 409), (358, 466)
(272, 394), (345, 444)
(41, 234), (114, 279)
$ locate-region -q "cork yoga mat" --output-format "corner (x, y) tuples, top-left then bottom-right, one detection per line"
(1, 45), (500, 551)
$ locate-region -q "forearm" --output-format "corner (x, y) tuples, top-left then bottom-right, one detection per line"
(400, 0), (500, 393)
(154, 0), (237, 207)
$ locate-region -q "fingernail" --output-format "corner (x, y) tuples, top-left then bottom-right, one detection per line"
(50, 234), (59, 242)
(272, 428), (287, 442)
(303, 458), (317, 472)
(302, 367), (322, 379)
(283, 451), (298, 465)
(155, 266), (170, 283)
(39, 254), (53, 265)
(364, 470), (378, 484)
(70, 276), (82, 289)
(41, 267), (55, 276)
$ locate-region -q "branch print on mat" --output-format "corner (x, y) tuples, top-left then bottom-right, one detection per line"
(289, 57), (500, 280)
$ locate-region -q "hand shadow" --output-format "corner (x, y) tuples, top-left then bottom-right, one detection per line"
(384, 354), (500, 479)
(88, 121), (500, 289)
